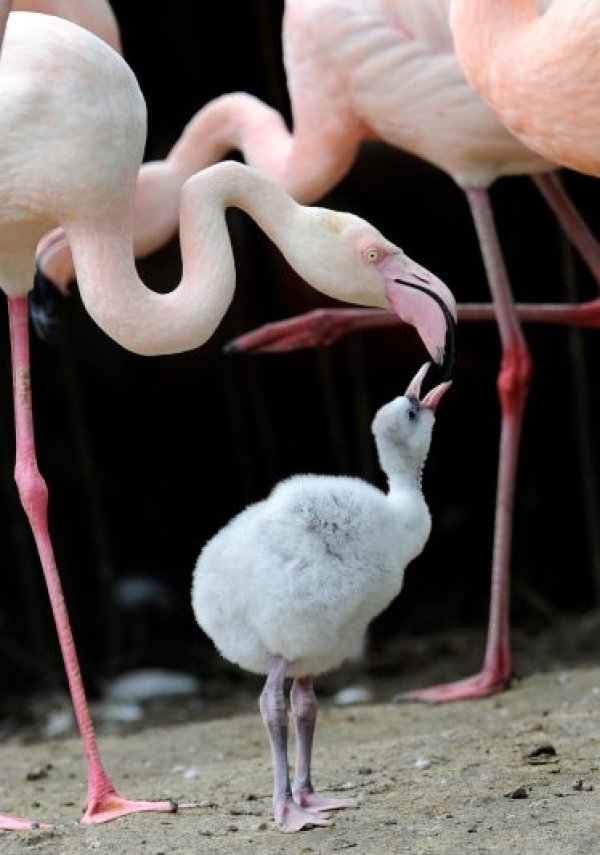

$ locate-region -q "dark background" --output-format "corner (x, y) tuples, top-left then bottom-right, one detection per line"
(1, 1), (599, 696)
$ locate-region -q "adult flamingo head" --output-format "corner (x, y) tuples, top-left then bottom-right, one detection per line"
(279, 207), (457, 379)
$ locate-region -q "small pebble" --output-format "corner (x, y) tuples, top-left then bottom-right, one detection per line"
(332, 686), (374, 706)
(572, 779), (594, 792)
(505, 786), (528, 799)
(26, 765), (52, 781)
(523, 743), (557, 764)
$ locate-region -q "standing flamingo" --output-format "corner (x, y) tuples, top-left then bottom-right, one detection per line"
(0, 11), (455, 830)
(450, 0), (600, 177)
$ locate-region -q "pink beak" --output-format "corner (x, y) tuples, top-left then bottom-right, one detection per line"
(379, 255), (457, 381)
(405, 362), (452, 411)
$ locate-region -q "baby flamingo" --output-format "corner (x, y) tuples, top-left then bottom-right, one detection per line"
(192, 363), (450, 832)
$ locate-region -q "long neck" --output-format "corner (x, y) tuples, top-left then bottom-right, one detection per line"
(66, 162), (304, 356)
(166, 90), (359, 206)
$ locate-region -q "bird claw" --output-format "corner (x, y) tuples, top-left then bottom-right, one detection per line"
(393, 668), (512, 704)
(225, 308), (361, 353)
(0, 813), (52, 831)
(81, 793), (180, 825)
(275, 797), (334, 833)
(294, 791), (358, 813)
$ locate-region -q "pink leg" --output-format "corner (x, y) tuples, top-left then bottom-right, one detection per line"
(290, 677), (356, 814)
(7, 296), (183, 824)
(533, 172), (600, 285)
(259, 658), (333, 833)
(224, 308), (391, 353)
(397, 188), (532, 703)
(224, 294), (600, 354)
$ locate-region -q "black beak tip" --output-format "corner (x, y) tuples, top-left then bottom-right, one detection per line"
(439, 315), (457, 381)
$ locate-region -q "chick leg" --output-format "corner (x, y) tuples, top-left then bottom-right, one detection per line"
(291, 677), (357, 813)
(260, 658), (332, 833)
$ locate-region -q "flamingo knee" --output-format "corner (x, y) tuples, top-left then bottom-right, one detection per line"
(574, 298), (600, 329)
(497, 342), (532, 415)
(14, 459), (49, 529)
(290, 678), (317, 725)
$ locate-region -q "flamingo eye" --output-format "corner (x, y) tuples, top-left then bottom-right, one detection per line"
(363, 248), (380, 264)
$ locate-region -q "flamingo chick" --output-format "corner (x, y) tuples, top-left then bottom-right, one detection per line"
(191, 363), (450, 833)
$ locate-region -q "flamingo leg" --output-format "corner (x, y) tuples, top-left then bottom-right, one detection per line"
(290, 677), (356, 814)
(259, 658), (332, 833)
(224, 294), (600, 354)
(533, 172), (600, 287)
(396, 188), (532, 704)
(6, 295), (182, 824)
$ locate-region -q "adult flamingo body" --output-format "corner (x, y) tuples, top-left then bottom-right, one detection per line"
(450, 0), (600, 176)
(0, 10), (455, 830)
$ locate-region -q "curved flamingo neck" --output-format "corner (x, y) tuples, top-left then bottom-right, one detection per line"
(66, 163), (301, 357)
(166, 92), (360, 205)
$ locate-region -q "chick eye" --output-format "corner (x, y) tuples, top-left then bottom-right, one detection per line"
(408, 407), (417, 421)
(363, 248), (379, 263)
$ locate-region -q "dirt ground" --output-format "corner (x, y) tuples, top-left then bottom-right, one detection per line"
(2, 618), (600, 855)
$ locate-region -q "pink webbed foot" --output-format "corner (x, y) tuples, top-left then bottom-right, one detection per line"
(393, 668), (512, 705)
(0, 812), (52, 831)
(81, 792), (186, 825)
(225, 309), (387, 354)
(275, 795), (333, 833)
(295, 790), (357, 814)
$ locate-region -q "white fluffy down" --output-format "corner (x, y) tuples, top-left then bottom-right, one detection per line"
(192, 395), (436, 678)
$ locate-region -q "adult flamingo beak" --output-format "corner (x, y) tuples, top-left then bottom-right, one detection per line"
(381, 256), (457, 381)
(405, 362), (452, 412)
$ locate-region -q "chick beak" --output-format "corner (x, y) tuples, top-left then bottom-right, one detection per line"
(404, 362), (452, 412)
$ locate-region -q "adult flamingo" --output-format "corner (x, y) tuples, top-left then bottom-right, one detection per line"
(0, 11), (455, 830)
(450, 0), (600, 177)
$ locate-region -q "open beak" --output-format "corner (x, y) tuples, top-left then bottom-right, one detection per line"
(405, 362), (452, 412)
(381, 256), (457, 381)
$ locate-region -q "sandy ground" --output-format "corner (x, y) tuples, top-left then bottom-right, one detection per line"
(2, 625), (600, 854)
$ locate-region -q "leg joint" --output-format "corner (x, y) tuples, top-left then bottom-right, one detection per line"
(14, 460), (49, 523)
